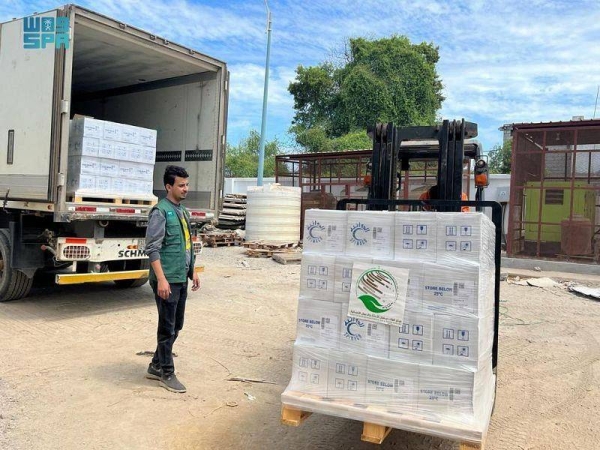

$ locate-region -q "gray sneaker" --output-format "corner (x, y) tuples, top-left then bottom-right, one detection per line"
(145, 363), (161, 381)
(160, 373), (186, 393)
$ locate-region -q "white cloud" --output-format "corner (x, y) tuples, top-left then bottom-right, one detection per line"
(2, 0), (599, 151)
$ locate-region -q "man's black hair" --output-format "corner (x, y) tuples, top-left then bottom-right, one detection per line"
(163, 165), (189, 188)
(429, 184), (439, 199)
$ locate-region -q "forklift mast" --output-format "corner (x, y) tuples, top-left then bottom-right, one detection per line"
(367, 119), (485, 211)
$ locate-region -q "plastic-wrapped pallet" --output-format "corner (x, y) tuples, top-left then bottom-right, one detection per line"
(283, 345), (495, 439)
(283, 210), (496, 444)
(67, 117), (157, 199)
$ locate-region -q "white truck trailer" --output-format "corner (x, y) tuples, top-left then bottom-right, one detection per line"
(0, 5), (229, 300)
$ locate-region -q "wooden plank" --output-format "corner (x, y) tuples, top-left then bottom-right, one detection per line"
(273, 252), (302, 265)
(281, 406), (312, 426)
(361, 422), (393, 444)
(460, 441), (483, 450)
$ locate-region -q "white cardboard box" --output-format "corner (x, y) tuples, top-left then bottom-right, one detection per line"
(333, 256), (373, 304)
(346, 211), (394, 259)
(98, 140), (115, 159)
(139, 127), (158, 148)
(138, 180), (154, 195)
(121, 125), (139, 144)
(71, 117), (104, 139)
(296, 299), (342, 349)
(421, 262), (495, 317)
(365, 356), (419, 407)
(340, 304), (390, 358)
(128, 144), (144, 163)
(303, 209), (347, 255)
(133, 164), (154, 181)
(95, 176), (111, 194)
(114, 142), (129, 161)
(68, 155), (100, 176)
(67, 173), (96, 194)
(432, 313), (493, 371)
(389, 309), (434, 365)
(118, 161), (136, 178)
(394, 212), (437, 262)
(99, 159), (119, 178)
(288, 344), (329, 396)
(69, 137), (100, 157)
(299, 254), (336, 302)
(142, 146), (156, 164)
(417, 361), (494, 419)
(327, 350), (367, 402)
(435, 213), (496, 267)
(102, 121), (122, 142)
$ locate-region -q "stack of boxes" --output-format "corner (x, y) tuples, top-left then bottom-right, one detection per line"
(67, 117), (157, 198)
(283, 209), (496, 436)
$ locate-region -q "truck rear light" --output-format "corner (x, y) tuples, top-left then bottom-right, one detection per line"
(75, 206), (97, 212)
(115, 208), (136, 214)
(65, 238), (87, 244)
(63, 245), (91, 260)
(191, 211), (206, 218)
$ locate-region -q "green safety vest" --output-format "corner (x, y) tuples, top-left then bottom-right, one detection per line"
(148, 198), (195, 283)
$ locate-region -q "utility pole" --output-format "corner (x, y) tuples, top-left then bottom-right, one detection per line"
(257, 0), (272, 186)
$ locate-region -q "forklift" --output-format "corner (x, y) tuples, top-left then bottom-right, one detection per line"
(337, 118), (502, 385)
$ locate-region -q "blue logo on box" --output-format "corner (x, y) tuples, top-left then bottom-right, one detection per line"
(23, 16), (70, 49)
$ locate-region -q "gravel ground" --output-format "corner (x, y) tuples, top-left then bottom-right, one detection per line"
(0, 245), (599, 450)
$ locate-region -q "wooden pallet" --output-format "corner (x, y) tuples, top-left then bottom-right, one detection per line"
(68, 195), (157, 206)
(281, 405), (485, 448)
(245, 248), (291, 258)
(199, 232), (242, 248)
(242, 241), (299, 250)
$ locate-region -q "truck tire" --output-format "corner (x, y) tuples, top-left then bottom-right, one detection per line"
(113, 259), (149, 288)
(0, 229), (34, 301)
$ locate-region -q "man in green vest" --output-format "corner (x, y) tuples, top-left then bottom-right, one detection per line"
(144, 165), (200, 393)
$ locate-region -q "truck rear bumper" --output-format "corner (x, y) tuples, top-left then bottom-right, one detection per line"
(55, 266), (204, 285)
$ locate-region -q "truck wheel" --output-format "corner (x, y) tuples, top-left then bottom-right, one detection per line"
(113, 259), (150, 288)
(0, 230), (34, 301)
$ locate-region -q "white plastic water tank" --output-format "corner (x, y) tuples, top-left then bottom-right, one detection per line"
(245, 184), (301, 242)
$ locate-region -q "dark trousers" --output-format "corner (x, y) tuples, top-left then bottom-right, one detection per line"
(150, 281), (188, 375)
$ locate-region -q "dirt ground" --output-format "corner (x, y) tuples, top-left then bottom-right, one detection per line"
(1, 246), (599, 450)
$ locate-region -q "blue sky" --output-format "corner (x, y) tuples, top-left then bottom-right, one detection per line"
(3, 0), (600, 154)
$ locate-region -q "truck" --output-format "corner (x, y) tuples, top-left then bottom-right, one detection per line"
(0, 5), (229, 300)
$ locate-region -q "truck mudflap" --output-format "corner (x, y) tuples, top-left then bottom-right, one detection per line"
(55, 266), (204, 285)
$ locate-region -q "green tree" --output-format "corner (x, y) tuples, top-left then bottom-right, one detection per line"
(488, 140), (512, 174)
(225, 130), (282, 177)
(288, 35), (444, 152)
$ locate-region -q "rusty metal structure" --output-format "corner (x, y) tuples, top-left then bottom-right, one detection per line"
(275, 150), (371, 233)
(507, 119), (600, 263)
(275, 139), (474, 233)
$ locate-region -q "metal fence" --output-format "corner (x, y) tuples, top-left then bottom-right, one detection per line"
(507, 120), (600, 263)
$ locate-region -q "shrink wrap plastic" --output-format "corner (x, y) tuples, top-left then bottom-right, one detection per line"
(284, 210), (497, 443)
